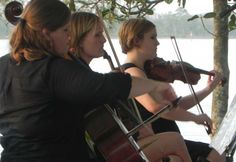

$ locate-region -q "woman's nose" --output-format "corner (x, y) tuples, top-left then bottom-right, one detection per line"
(68, 35), (71, 41)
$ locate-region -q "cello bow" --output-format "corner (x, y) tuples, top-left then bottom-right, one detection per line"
(95, 5), (144, 123)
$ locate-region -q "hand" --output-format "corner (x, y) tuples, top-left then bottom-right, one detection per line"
(194, 113), (213, 130)
(207, 70), (224, 89)
(137, 124), (154, 140)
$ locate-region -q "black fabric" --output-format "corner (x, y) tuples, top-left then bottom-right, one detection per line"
(121, 63), (137, 70)
(185, 140), (212, 162)
(0, 54), (132, 162)
(196, 157), (210, 162)
(162, 157), (171, 162)
(151, 118), (180, 133)
(122, 62), (213, 161)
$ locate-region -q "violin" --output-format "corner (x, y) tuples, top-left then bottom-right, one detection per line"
(144, 57), (225, 85)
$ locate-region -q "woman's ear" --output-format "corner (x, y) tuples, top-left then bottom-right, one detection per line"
(69, 47), (76, 53)
(133, 36), (141, 47)
(42, 28), (50, 38)
(42, 28), (53, 49)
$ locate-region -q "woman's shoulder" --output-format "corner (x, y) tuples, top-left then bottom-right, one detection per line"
(122, 62), (146, 78)
(121, 62), (137, 70)
(0, 53), (10, 62)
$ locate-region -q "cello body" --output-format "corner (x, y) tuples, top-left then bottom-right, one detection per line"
(85, 104), (147, 162)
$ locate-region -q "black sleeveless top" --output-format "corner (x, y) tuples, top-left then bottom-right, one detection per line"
(121, 63), (181, 133)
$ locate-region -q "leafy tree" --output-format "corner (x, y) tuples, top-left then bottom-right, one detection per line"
(211, 0), (229, 135)
(187, 0), (234, 136)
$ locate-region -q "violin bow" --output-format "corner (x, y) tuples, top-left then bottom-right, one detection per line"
(170, 36), (212, 135)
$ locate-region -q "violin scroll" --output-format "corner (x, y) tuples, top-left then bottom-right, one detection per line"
(4, 1), (23, 25)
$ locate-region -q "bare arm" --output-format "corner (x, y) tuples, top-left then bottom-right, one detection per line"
(126, 67), (172, 113)
(128, 75), (169, 99)
(175, 70), (223, 110)
(125, 67), (220, 128)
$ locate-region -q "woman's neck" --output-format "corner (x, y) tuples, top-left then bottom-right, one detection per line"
(126, 50), (146, 70)
(80, 54), (92, 65)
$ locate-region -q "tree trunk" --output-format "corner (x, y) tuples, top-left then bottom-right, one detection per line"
(212, 0), (229, 135)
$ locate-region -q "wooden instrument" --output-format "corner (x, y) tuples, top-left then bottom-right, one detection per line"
(85, 104), (147, 162)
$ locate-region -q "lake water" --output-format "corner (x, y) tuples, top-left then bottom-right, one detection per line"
(0, 39), (235, 160)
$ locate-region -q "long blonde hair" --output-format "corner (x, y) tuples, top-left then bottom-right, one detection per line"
(10, 0), (70, 63)
(69, 12), (101, 58)
(118, 18), (155, 54)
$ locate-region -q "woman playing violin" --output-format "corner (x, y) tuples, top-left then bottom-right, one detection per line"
(118, 18), (226, 162)
(68, 11), (193, 162)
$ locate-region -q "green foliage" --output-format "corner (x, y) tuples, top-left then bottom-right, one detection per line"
(0, 0), (186, 23)
(2, 0), (236, 38)
(178, 0), (185, 7)
(187, 10), (236, 33)
(203, 12), (216, 18)
(74, 0), (187, 21)
(187, 15), (199, 21)
(153, 9), (215, 38)
(0, 0), (24, 5)
(229, 14), (236, 31)
(146, 9), (154, 15)
(165, 0), (174, 4)
(187, 12), (216, 22)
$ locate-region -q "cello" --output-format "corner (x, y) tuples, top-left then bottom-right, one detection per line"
(84, 97), (181, 162)
(84, 104), (148, 162)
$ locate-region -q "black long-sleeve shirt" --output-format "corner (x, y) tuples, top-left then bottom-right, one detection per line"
(0, 54), (131, 162)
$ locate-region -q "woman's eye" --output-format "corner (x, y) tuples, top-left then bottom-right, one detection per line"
(97, 32), (102, 36)
(95, 33), (103, 38)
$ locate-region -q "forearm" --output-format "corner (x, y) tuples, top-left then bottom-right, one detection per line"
(177, 87), (212, 110)
(129, 76), (166, 98)
(162, 108), (198, 122)
(178, 71), (222, 110)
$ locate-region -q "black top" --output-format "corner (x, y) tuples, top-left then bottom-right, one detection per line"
(121, 63), (180, 133)
(0, 54), (131, 162)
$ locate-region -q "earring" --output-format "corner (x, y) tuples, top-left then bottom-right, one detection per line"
(69, 47), (76, 53)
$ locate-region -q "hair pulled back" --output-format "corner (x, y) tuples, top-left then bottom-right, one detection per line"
(10, 0), (71, 63)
